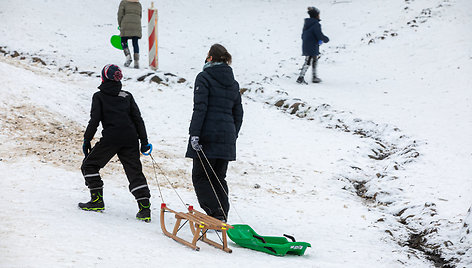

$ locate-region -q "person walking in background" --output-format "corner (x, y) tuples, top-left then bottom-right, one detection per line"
(118, 0), (142, 68)
(186, 44), (244, 222)
(79, 64), (153, 222)
(297, 6), (330, 84)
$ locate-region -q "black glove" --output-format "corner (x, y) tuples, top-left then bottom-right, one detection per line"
(190, 136), (202, 151)
(82, 139), (91, 157)
(140, 140), (151, 154)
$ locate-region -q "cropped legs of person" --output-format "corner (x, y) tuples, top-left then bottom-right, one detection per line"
(117, 144), (150, 200)
(121, 37), (140, 68)
(121, 37), (132, 67)
(80, 141), (151, 220)
(311, 56), (321, 83)
(299, 56), (313, 78)
(121, 37), (139, 54)
(192, 158), (229, 221)
(297, 56), (312, 84)
(79, 141), (117, 210)
(298, 56), (320, 83)
(117, 144), (151, 221)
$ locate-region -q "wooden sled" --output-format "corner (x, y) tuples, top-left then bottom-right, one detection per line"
(160, 203), (234, 253)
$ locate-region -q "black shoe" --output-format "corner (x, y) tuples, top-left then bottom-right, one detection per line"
(213, 214), (227, 223)
(136, 199), (151, 222)
(312, 77), (321, 83)
(296, 76), (308, 84)
(78, 189), (104, 211)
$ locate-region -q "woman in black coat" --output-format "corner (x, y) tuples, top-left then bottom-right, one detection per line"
(185, 44), (243, 221)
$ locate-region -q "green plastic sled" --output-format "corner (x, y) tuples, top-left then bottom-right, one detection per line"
(227, 224), (311, 256)
(110, 35), (123, 50)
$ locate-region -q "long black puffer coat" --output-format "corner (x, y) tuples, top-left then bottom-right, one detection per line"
(185, 64), (243, 161)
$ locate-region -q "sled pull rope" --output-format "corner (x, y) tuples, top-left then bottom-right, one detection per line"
(149, 153), (187, 209)
(148, 153), (165, 204)
(198, 149), (244, 223)
(196, 151), (228, 221)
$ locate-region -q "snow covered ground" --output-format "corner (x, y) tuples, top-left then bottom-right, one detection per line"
(1, 0), (471, 267)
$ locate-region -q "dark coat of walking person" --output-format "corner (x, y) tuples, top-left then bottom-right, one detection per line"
(185, 44), (244, 222)
(297, 6), (330, 84)
(118, 0), (142, 68)
(79, 64), (153, 222)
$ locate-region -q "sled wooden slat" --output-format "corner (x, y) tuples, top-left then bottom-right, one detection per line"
(191, 209), (227, 226)
(160, 203), (233, 253)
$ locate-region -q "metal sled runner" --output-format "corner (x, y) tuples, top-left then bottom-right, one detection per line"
(160, 203), (234, 253)
(227, 224), (311, 256)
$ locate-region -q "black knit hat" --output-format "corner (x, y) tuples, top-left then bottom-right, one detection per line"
(307, 6), (320, 18)
(101, 64), (123, 82)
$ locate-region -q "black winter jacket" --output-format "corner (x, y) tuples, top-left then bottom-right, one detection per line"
(302, 18), (329, 56)
(185, 64), (243, 161)
(84, 80), (148, 145)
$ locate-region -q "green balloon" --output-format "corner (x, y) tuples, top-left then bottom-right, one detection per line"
(110, 35), (123, 50)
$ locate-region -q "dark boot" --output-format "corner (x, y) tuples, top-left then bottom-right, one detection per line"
(133, 53), (139, 69)
(297, 56), (311, 84)
(296, 76), (308, 84)
(78, 189), (104, 211)
(136, 198), (151, 222)
(124, 48), (132, 67)
(214, 213), (227, 223)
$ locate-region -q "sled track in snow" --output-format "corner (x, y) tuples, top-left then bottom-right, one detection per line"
(240, 82), (466, 267)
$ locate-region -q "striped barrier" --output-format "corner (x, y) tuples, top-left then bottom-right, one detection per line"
(148, 3), (158, 70)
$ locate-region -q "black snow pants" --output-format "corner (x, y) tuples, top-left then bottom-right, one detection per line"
(192, 158), (229, 220)
(81, 140), (150, 200)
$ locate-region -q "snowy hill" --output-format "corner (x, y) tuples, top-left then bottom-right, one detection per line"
(1, 0), (471, 267)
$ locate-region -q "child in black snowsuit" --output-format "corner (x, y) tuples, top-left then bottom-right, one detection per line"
(79, 64), (152, 222)
(297, 6), (330, 84)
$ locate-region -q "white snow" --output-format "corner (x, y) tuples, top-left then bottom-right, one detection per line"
(1, 0), (471, 267)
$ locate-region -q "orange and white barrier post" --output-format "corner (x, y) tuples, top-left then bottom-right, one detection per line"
(148, 2), (158, 70)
